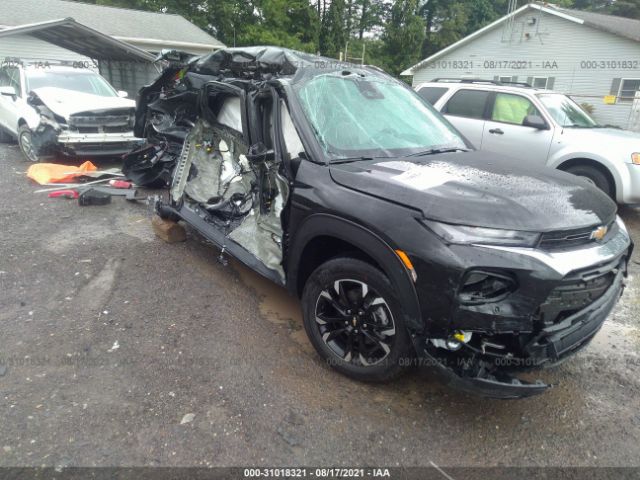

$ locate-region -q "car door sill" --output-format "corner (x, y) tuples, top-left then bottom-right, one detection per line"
(167, 201), (285, 286)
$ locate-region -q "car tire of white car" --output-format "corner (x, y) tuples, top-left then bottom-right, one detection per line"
(565, 165), (614, 199)
(18, 125), (39, 162)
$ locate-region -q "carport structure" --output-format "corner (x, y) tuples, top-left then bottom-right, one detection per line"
(0, 18), (156, 96)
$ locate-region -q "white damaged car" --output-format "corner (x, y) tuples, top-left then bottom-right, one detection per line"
(0, 61), (143, 161)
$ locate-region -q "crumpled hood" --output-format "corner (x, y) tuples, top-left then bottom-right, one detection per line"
(557, 127), (640, 155)
(31, 87), (135, 119)
(329, 151), (616, 232)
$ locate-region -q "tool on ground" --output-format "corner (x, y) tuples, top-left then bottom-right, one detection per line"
(78, 188), (112, 206)
(108, 179), (133, 189)
(34, 177), (115, 193)
(62, 169), (124, 178)
(47, 190), (79, 199)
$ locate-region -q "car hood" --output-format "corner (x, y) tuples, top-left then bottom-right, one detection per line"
(329, 151), (616, 231)
(31, 87), (135, 119)
(557, 127), (640, 154)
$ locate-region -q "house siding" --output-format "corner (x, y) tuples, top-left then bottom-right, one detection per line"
(0, 34), (91, 63)
(0, 35), (157, 97)
(98, 60), (158, 97)
(412, 10), (640, 129)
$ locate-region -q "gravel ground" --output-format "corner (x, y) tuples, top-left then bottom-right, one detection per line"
(0, 142), (639, 469)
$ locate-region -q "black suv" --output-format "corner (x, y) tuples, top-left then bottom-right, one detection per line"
(131, 47), (633, 398)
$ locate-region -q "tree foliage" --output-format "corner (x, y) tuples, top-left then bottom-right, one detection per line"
(78, 0), (640, 75)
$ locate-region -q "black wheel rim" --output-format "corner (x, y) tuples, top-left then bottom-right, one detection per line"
(314, 279), (396, 366)
(19, 131), (38, 162)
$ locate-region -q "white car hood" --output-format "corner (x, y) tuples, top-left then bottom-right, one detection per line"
(558, 127), (640, 155)
(31, 87), (135, 119)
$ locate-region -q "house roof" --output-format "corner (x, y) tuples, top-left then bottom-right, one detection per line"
(0, 18), (155, 62)
(0, 0), (224, 50)
(563, 8), (640, 43)
(402, 2), (640, 75)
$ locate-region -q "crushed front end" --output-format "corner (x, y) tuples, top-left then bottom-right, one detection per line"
(412, 217), (633, 399)
(27, 93), (143, 158)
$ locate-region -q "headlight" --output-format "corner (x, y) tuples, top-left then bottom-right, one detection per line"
(632, 153), (640, 165)
(424, 220), (540, 247)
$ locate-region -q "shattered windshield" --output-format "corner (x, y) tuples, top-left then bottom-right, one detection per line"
(25, 70), (117, 97)
(295, 73), (466, 161)
(537, 93), (598, 128)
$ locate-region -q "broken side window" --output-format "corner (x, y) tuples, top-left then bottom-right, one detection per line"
(217, 96), (243, 132)
(280, 100), (305, 160)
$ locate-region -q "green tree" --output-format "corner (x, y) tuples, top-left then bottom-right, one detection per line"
(241, 0), (319, 51)
(383, 0), (425, 75)
(319, 0), (347, 57)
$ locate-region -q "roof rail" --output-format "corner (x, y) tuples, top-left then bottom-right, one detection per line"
(431, 78), (532, 88)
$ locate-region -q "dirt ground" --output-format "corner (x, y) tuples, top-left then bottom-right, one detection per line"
(0, 142), (639, 469)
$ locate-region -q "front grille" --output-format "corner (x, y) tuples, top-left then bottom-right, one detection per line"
(76, 125), (131, 134)
(539, 219), (617, 250)
(69, 109), (133, 132)
(537, 257), (623, 325)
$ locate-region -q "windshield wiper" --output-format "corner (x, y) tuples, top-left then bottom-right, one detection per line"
(407, 147), (469, 157)
(329, 156), (378, 165)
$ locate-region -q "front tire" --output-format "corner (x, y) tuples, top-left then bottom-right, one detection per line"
(18, 125), (40, 162)
(301, 257), (413, 382)
(565, 165), (614, 199)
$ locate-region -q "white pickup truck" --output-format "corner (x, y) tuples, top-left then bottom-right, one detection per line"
(0, 60), (143, 161)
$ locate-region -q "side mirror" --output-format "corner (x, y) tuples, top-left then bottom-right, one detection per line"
(117, 90), (129, 98)
(0, 86), (17, 99)
(247, 142), (275, 163)
(522, 114), (549, 130)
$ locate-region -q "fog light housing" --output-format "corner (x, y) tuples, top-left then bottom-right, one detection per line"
(458, 270), (516, 305)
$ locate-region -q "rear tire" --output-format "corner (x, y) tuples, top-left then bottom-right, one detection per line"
(301, 257), (413, 382)
(565, 165), (614, 199)
(18, 125), (40, 162)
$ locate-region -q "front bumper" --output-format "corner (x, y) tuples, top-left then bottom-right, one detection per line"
(415, 221), (633, 398)
(420, 267), (625, 399)
(57, 132), (144, 156)
(622, 162), (640, 204)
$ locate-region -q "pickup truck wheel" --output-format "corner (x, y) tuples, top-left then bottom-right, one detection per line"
(302, 258), (412, 382)
(565, 165), (613, 199)
(18, 125), (40, 162)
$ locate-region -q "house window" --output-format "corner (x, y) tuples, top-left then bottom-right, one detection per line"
(619, 79), (640, 102)
(532, 77), (548, 89)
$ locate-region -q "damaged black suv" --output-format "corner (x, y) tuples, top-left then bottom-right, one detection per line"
(133, 47), (633, 398)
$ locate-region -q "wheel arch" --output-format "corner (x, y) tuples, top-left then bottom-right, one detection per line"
(286, 214), (423, 333)
(556, 157), (620, 201)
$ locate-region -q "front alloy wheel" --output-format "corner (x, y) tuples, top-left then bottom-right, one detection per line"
(315, 279), (396, 366)
(302, 258), (412, 382)
(18, 125), (39, 162)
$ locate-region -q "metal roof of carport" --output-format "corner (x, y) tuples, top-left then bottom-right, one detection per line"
(0, 18), (156, 62)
